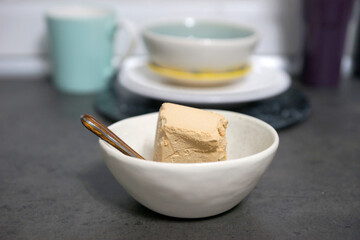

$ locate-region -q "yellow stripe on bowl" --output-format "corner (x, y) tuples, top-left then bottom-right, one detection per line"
(147, 62), (251, 82)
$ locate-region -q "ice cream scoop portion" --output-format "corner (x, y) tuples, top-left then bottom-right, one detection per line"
(153, 103), (228, 163)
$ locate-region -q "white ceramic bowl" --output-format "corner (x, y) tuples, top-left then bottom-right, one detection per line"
(142, 18), (259, 73)
(99, 110), (278, 218)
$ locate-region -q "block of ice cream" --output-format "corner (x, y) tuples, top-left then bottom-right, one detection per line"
(153, 103), (228, 163)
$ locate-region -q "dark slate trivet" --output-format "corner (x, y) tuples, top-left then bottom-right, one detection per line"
(236, 87), (311, 129)
(94, 84), (310, 130)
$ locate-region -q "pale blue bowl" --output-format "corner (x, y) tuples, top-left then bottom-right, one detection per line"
(142, 18), (259, 72)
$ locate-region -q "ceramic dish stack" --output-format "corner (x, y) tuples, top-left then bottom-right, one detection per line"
(119, 18), (291, 104)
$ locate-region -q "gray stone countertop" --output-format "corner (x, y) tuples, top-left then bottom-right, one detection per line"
(0, 79), (359, 239)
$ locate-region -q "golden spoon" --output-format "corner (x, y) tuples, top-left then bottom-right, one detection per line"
(80, 114), (144, 159)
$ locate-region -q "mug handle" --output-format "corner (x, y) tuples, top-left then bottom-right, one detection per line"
(112, 20), (138, 71)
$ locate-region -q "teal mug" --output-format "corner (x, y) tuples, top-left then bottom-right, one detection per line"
(46, 7), (137, 94)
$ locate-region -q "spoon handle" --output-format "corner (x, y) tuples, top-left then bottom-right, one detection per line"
(80, 114), (145, 159)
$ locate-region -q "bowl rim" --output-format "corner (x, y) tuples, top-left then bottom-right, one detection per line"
(99, 110), (279, 168)
(141, 18), (259, 45)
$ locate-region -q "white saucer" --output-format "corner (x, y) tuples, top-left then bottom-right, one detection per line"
(119, 56), (291, 104)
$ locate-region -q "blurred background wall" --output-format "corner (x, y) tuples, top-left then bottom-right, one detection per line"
(0, 0), (359, 78)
